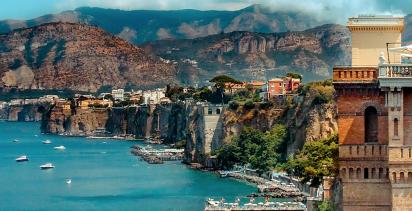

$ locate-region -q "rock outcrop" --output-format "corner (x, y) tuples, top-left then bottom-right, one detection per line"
(0, 22), (177, 92)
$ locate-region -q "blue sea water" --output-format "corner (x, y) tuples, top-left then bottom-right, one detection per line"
(0, 122), (255, 211)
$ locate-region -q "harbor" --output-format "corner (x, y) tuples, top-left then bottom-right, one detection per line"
(130, 145), (184, 164)
(205, 198), (306, 211)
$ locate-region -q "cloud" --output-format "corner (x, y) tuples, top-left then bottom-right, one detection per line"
(156, 28), (174, 40)
(177, 19), (221, 38)
(117, 27), (137, 42)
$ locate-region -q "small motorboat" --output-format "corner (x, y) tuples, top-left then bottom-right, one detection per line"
(66, 179), (72, 184)
(13, 139), (19, 143)
(15, 155), (29, 162)
(40, 163), (55, 169)
(54, 146), (66, 150)
(43, 140), (52, 144)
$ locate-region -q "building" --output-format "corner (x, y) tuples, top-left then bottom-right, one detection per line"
(142, 88), (166, 105)
(261, 77), (301, 100)
(111, 89), (125, 101)
(223, 82), (246, 94)
(333, 15), (412, 210)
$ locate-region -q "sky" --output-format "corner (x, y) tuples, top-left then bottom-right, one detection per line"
(1, 0), (412, 22)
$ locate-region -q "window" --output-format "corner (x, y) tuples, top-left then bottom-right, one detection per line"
(216, 108), (221, 114)
(364, 168), (369, 179)
(365, 106), (378, 143)
(393, 172), (397, 183)
(400, 172), (405, 182)
(394, 118), (399, 137)
(208, 108), (212, 115)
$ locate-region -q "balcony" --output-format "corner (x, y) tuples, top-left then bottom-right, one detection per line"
(333, 66), (378, 83)
(339, 144), (388, 161)
(378, 64), (412, 88)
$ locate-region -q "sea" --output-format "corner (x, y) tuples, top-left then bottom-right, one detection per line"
(0, 122), (255, 211)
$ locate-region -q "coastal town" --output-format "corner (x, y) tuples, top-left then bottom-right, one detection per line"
(2, 0), (412, 210)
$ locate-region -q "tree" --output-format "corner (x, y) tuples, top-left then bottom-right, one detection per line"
(286, 133), (338, 186)
(210, 75), (241, 84)
(215, 125), (287, 175)
(286, 72), (303, 80)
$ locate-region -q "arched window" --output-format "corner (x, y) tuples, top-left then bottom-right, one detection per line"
(341, 168), (347, 179)
(364, 168), (369, 179)
(400, 172), (405, 182)
(379, 168), (384, 179)
(365, 106), (378, 143)
(349, 168), (354, 179)
(394, 118), (399, 137)
(356, 168), (361, 179)
(216, 108), (221, 114)
(393, 172), (397, 183)
(408, 172), (412, 182)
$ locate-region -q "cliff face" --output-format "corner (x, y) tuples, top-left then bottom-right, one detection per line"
(0, 22), (177, 92)
(41, 106), (109, 135)
(41, 104), (191, 141)
(0, 104), (49, 121)
(42, 90), (337, 166)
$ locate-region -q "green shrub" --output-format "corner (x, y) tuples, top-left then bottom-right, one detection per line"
(244, 100), (255, 110)
(229, 101), (239, 110)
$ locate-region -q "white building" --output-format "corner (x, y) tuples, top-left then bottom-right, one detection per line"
(142, 88), (166, 104)
(111, 89), (125, 101)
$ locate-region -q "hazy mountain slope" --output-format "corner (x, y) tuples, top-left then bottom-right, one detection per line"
(142, 24), (351, 84)
(0, 22), (177, 92)
(0, 5), (328, 44)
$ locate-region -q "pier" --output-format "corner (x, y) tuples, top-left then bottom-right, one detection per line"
(130, 145), (184, 164)
(205, 198), (306, 211)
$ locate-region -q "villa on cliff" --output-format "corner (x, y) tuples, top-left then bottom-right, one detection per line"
(333, 15), (412, 210)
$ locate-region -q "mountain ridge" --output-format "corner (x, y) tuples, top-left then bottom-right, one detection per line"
(0, 22), (177, 92)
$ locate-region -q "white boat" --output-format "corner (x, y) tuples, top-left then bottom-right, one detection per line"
(40, 163), (55, 169)
(54, 145), (66, 150)
(42, 140), (52, 144)
(13, 139), (19, 143)
(15, 155), (29, 162)
(66, 179), (72, 184)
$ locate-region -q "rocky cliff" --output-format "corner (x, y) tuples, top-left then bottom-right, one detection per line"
(0, 104), (49, 121)
(0, 22), (177, 92)
(142, 24), (351, 83)
(42, 86), (337, 166)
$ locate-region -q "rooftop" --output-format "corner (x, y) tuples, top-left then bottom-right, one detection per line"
(348, 15), (404, 31)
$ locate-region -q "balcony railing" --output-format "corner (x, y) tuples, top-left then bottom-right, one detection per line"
(333, 66), (378, 82)
(379, 64), (412, 78)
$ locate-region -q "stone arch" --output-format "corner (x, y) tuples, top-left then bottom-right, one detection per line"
(216, 108), (221, 114)
(360, 101), (383, 115)
(365, 106), (378, 143)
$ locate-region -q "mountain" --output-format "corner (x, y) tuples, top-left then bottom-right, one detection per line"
(0, 22), (177, 92)
(141, 24), (351, 84)
(0, 5), (329, 44)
